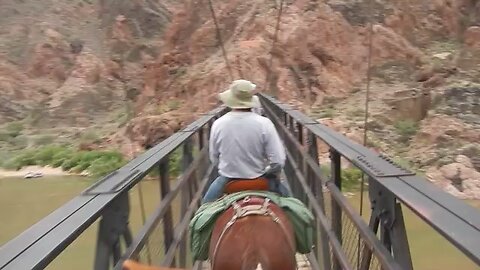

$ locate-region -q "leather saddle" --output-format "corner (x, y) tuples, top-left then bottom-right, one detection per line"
(224, 177), (269, 194)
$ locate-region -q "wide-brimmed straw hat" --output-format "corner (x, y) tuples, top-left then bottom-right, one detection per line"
(218, 79), (259, 109)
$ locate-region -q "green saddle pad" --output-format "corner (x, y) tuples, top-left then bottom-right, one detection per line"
(189, 191), (315, 261)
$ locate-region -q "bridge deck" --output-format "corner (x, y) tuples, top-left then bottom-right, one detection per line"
(200, 254), (311, 269)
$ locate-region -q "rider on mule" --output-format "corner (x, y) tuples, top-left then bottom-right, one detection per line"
(202, 79), (289, 203)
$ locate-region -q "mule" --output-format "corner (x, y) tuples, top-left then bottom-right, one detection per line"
(208, 193), (297, 270)
(124, 178), (296, 270)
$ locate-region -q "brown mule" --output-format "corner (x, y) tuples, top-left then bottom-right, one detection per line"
(208, 196), (297, 270)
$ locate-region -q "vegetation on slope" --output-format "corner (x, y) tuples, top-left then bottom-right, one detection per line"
(1, 145), (126, 178)
(0, 144), (184, 179)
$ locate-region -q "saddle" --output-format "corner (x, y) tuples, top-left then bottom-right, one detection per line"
(224, 177), (269, 194)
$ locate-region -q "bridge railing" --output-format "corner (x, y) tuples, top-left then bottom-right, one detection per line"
(259, 93), (480, 270)
(2, 93), (480, 270)
(115, 124), (218, 269)
(0, 107), (227, 270)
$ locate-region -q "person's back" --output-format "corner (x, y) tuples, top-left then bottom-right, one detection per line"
(202, 79), (287, 203)
(210, 111), (281, 179)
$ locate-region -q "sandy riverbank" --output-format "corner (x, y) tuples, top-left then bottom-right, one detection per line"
(0, 166), (74, 178)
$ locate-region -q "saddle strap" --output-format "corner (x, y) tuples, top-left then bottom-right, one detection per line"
(231, 196), (273, 218)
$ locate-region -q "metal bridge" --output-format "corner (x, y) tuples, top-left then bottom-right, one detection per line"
(1, 94), (480, 270)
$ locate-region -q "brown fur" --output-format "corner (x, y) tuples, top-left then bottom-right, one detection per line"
(208, 197), (297, 270)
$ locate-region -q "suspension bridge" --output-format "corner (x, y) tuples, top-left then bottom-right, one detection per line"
(0, 93), (479, 270)
(1, 0), (480, 269)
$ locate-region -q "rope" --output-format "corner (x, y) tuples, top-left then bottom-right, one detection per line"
(263, 0), (285, 97)
(357, 0), (375, 268)
(207, 0), (234, 80)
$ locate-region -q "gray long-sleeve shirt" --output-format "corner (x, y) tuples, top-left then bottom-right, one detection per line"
(209, 111), (286, 179)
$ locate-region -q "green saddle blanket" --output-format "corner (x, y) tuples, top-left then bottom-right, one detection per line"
(189, 191), (315, 261)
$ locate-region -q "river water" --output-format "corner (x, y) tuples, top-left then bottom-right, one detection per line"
(0, 176), (479, 270)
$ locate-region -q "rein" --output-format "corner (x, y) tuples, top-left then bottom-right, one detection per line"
(210, 196), (297, 270)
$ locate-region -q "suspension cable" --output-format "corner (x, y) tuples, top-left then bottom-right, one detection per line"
(264, 0), (285, 97)
(357, 0), (375, 267)
(121, 49), (151, 262)
(362, 10), (374, 150)
(360, 0), (374, 219)
(207, 0), (234, 81)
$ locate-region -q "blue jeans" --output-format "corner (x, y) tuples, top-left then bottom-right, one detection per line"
(201, 175), (289, 203)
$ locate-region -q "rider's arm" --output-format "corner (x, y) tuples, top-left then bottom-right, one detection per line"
(209, 121), (220, 165)
(264, 120), (286, 168)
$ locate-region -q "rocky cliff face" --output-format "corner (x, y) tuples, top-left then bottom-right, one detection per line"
(1, 0), (479, 198)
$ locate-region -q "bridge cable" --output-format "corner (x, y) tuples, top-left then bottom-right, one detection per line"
(207, 0), (286, 96)
(357, 0), (375, 268)
(124, 91), (151, 263)
(207, 0), (234, 81)
(136, 180), (152, 264)
(124, 97), (149, 235)
(263, 0), (285, 97)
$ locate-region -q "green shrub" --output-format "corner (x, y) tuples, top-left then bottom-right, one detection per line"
(167, 100), (181, 110)
(346, 108), (365, 118)
(0, 151), (8, 167)
(318, 108), (335, 118)
(72, 162), (91, 173)
(33, 135), (55, 146)
(0, 132), (10, 141)
(392, 157), (413, 170)
(61, 154), (84, 171)
(319, 165), (364, 191)
(8, 135), (28, 149)
(394, 120), (418, 143)
(146, 148), (186, 178)
(80, 131), (100, 143)
(33, 145), (66, 166)
(51, 149), (74, 167)
(5, 122), (24, 138)
(3, 149), (37, 170)
(1, 145), (126, 177)
(341, 167), (364, 190)
(88, 156), (126, 178)
(169, 149), (182, 177)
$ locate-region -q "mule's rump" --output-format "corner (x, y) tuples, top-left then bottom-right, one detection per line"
(208, 196), (297, 270)
(189, 191), (315, 261)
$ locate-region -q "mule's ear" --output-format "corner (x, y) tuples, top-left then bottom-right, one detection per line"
(123, 260), (147, 270)
(123, 260), (186, 270)
(122, 260), (134, 270)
